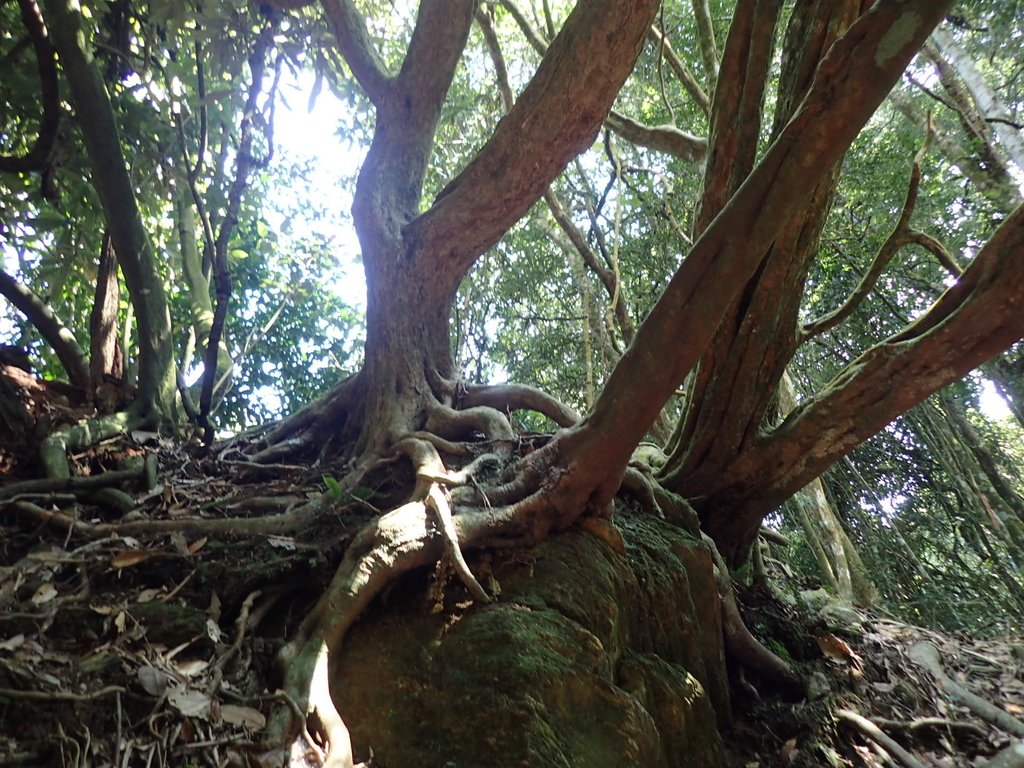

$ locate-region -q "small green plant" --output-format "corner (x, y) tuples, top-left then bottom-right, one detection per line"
(322, 474), (343, 501)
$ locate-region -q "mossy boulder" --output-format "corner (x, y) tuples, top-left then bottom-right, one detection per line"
(332, 512), (729, 767)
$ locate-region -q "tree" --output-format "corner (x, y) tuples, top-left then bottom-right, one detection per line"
(3, 0), (1024, 765)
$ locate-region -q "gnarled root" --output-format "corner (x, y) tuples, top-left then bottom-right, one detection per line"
(266, 436), (526, 766)
(262, 412), (628, 765)
(703, 532), (805, 699)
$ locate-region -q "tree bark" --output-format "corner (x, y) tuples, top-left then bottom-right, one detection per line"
(311, 0), (661, 455)
(538, 0), (957, 560)
(43, 0), (177, 422)
(89, 232), (124, 394)
(662, 0), (861, 496)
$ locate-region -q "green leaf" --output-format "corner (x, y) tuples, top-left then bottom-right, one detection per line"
(322, 474), (343, 501)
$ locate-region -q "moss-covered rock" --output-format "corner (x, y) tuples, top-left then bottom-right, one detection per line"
(332, 512), (729, 767)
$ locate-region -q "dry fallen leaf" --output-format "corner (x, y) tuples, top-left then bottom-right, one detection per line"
(221, 705), (267, 730)
(816, 633), (863, 668)
(176, 659), (210, 677)
(779, 737), (799, 765)
(167, 685), (212, 719)
(110, 550), (153, 569)
(30, 582), (57, 605)
(0, 634), (25, 652)
(137, 665), (170, 697)
(187, 536), (208, 555)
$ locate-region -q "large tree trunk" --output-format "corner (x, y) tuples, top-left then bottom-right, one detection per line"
(660, 0), (863, 536)
(281, 0), (662, 460)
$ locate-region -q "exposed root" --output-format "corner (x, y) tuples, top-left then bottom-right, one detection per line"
(909, 642), (1024, 737)
(4, 495), (324, 539)
(404, 430), (475, 457)
(0, 464), (146, 501)
(266, 434), (566, 764)
(836, 709), (929, 768)
(393, 436), (493, 603)
(425, 484), (490, 603)
(703, 532), (805, 699)
(460, 382), (581, 427)
(269, 501), (451, 763)
(425, 401), (514, 441)
(622, 463), (701, 535)
(39, 409), (143, 479)
(623, 465), (801, 701)
(250, 436), (313, 465)
(259, 373), (362, 459)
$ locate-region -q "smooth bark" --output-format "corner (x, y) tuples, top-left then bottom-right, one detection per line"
(0, 268), (90, 390)
(43, 0), (177, 421)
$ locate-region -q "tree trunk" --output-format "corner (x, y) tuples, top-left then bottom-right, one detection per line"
(288, 0), (662, 459)
(89, 232), (124, 398)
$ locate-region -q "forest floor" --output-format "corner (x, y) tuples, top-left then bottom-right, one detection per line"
(1, 429), (1023, 768)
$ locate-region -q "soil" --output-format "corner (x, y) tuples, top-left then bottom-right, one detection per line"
(1, 431), (1023, 767)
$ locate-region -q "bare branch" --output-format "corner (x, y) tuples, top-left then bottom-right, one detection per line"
(904, 230), (962, 276)
(499, 0), (548, 55)
(605, 111), (707, 166)
(409, 0), (659, 275)
(320, 0), (392, 104)
(646, 25), (710, 116)
(500, 5), (709, 164)
(0, 268), (90, 390)
(543, 190), (635, 343)
(890, 88), (1022, 209)
(801, 155), (925, 341)
(690, 0), (720, 93)
(476, 6), (514, 110)
(199, 19), (278, 441)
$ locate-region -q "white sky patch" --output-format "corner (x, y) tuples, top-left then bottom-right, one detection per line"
(267, 68), (367, 311)
(979, 377), (1012, 420)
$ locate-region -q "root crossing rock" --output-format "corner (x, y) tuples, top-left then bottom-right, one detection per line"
(330, 513), (730, 767)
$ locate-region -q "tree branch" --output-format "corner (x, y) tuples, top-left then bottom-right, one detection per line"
(695, 0), (783, 234)
(498, 5), (709, 166)
(543, 190), (635, 343)
(889, 87), (1022, 210)
(320, 0), (392, 104)
(0, 268), (90, 390)
(0, 0), (60, 190)
(605, 111), (708, 166)
(408, 0), (659, 277)
(395, 0), (476, 127)
(199, 19), (277, 440)
(646, 25), (710, 115)
(499, 0), (548, 56)
(801, 151), (925, 341)
(690, 0), (720, 94)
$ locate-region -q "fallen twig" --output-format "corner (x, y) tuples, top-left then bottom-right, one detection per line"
(836, 708), (928, 768)
(909, 642), (1024, 738)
